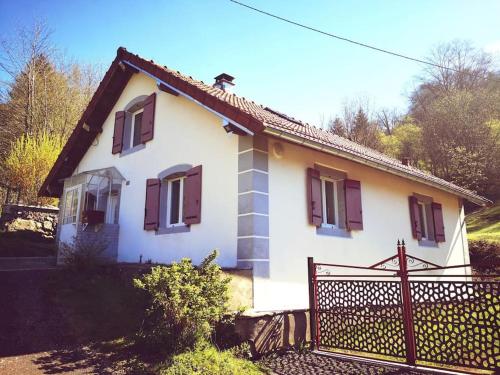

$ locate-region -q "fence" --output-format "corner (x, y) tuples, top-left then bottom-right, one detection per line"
(308, 241), (499, 372)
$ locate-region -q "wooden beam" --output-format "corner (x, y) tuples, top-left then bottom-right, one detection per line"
(158, 82), (179, 96)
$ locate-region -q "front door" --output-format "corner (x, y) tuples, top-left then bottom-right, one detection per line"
(59, 185), (82, 247)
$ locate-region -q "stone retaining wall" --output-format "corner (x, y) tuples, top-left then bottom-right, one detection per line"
(0, 204), (59, 239)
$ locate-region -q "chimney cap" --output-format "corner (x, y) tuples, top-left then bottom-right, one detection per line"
(214, 73), (234, 82)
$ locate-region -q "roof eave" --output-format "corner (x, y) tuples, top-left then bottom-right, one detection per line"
(263, 127), (491, 206)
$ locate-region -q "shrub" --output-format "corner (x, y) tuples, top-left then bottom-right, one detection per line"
(469, 240), (500, 270)
(59, 235), (108, 272)
(4, 131), (63, 205)
(133, 250), (231, 354)
(159, 345), (264, 375)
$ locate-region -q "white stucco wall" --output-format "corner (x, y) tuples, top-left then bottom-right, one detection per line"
(254, 139), (470, 311)
(72, 73), (239, 267)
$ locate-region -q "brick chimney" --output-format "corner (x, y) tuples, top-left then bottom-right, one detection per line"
(213, 73), (235, 92)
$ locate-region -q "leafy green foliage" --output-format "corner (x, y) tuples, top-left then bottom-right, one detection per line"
(3, 131), (63, 204)
(133, 250), (231, 354)
(380, 120), (425, 168)
(159, 345), (264, 375)
(468, 240), (500, 270)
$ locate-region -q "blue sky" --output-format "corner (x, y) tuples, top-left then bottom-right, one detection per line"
(1, 0), (499, 126)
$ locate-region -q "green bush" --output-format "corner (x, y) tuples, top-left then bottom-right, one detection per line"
(159, 345), (264, 375)
(469, 240), (500, 270)
(133, 250), (231, 354)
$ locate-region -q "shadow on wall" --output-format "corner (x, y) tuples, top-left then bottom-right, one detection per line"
(235, 310), (310, 357)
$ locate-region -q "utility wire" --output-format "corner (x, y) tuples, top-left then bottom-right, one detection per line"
(230, 0), (462, 73)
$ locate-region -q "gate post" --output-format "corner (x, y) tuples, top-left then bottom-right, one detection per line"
(398, 240), (417, 366)
(307, 257), (317, 350)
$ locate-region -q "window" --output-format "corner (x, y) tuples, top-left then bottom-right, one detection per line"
(409, 194), (445, 244)
(166, 177), (185, 227)
(417, 202), (428, 239)
(63, 187), (80, 224)
(131, 110), (143, 148)
(321, 177), (339, 227)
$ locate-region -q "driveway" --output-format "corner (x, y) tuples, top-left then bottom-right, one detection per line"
(259, 351), (437, 375)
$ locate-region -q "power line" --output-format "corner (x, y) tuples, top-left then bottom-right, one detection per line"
(230, 0), (461, 73)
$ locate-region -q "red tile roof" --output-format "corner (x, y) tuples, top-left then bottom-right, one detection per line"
(40, 47), (489, 205)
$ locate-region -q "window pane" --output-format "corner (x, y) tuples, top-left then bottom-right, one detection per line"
(418, 203), (426, 238)
(169, 180), (181, 224)
(71, 189), (79, 222)
(133, 112), (143, 147)
(64, 190), (73, 222)
(324, 180), (335, 225)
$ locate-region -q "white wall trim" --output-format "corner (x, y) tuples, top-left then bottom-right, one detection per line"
(238, 148), (269, 155)
(238, 212), (269, 217)
(238, 168), (268, 175)
(238, 191), (269, 196)
(237, 235), (270, 239)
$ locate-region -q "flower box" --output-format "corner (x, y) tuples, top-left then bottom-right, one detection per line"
(83, 210), (105, 225)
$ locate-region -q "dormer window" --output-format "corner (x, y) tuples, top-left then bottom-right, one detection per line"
(130, 109), (144, 149)
(112, 93), (156, 156)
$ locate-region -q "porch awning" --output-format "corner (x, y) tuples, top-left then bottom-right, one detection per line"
(81, 167), (126, 182)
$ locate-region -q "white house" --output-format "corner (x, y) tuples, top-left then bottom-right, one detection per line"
(40, 47), (489, 311)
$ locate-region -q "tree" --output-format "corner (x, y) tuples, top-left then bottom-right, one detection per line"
(376, 108), (401, 135)
(328, 117), (346, 137)
(350, 108), (381, 150)
(4, 131), (63, 205)
(327, 98), (382, 150)
(409, 40), (500, 198)
(380, 118), (425, 168)
(0, 21), (101, 192)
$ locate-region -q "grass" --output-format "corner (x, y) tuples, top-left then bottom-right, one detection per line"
(466, 202), (500, 243)
(46, 267), (266, 374)
(0, 231), (56, 257)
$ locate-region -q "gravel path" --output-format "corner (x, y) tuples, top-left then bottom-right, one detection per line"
(259, 351), (437, 375)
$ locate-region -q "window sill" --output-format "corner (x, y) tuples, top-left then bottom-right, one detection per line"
(316, 226), (352, 238)
(119, 144), (145, 157)
(418, 239), (439, 247)
(156, 225), (190, 235)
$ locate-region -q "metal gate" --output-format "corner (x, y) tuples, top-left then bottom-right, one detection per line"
(308, 240), (500, 372)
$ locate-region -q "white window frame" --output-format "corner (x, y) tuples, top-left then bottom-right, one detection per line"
(63, 186), (81, 225)
(130, 108), (144, 149)
(166, 177), (185, 228)
(320, 176), (339, 228)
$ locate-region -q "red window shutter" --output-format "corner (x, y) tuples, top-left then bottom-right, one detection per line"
(112, 111), (126, 154)
(140, 93), (156, 144)
(183, 165), (202, 225)
(431, 202), (446, 242)
(144, 178), (161, 230)
(344, 179), (363, 230)
(408, 196), (422, 240)
(306, 168), (322, 226)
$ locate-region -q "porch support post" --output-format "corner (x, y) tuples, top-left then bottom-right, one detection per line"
(398, 240), (417, 366)
(307, 257), (317, 350)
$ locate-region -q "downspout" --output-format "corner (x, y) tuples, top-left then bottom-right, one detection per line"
(458, 199), (469, 276)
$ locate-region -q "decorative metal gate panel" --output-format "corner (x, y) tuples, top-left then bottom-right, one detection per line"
(410, 279), (499, 369)
(308, 241), (500, 372)
(316, 279), (406, 359)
